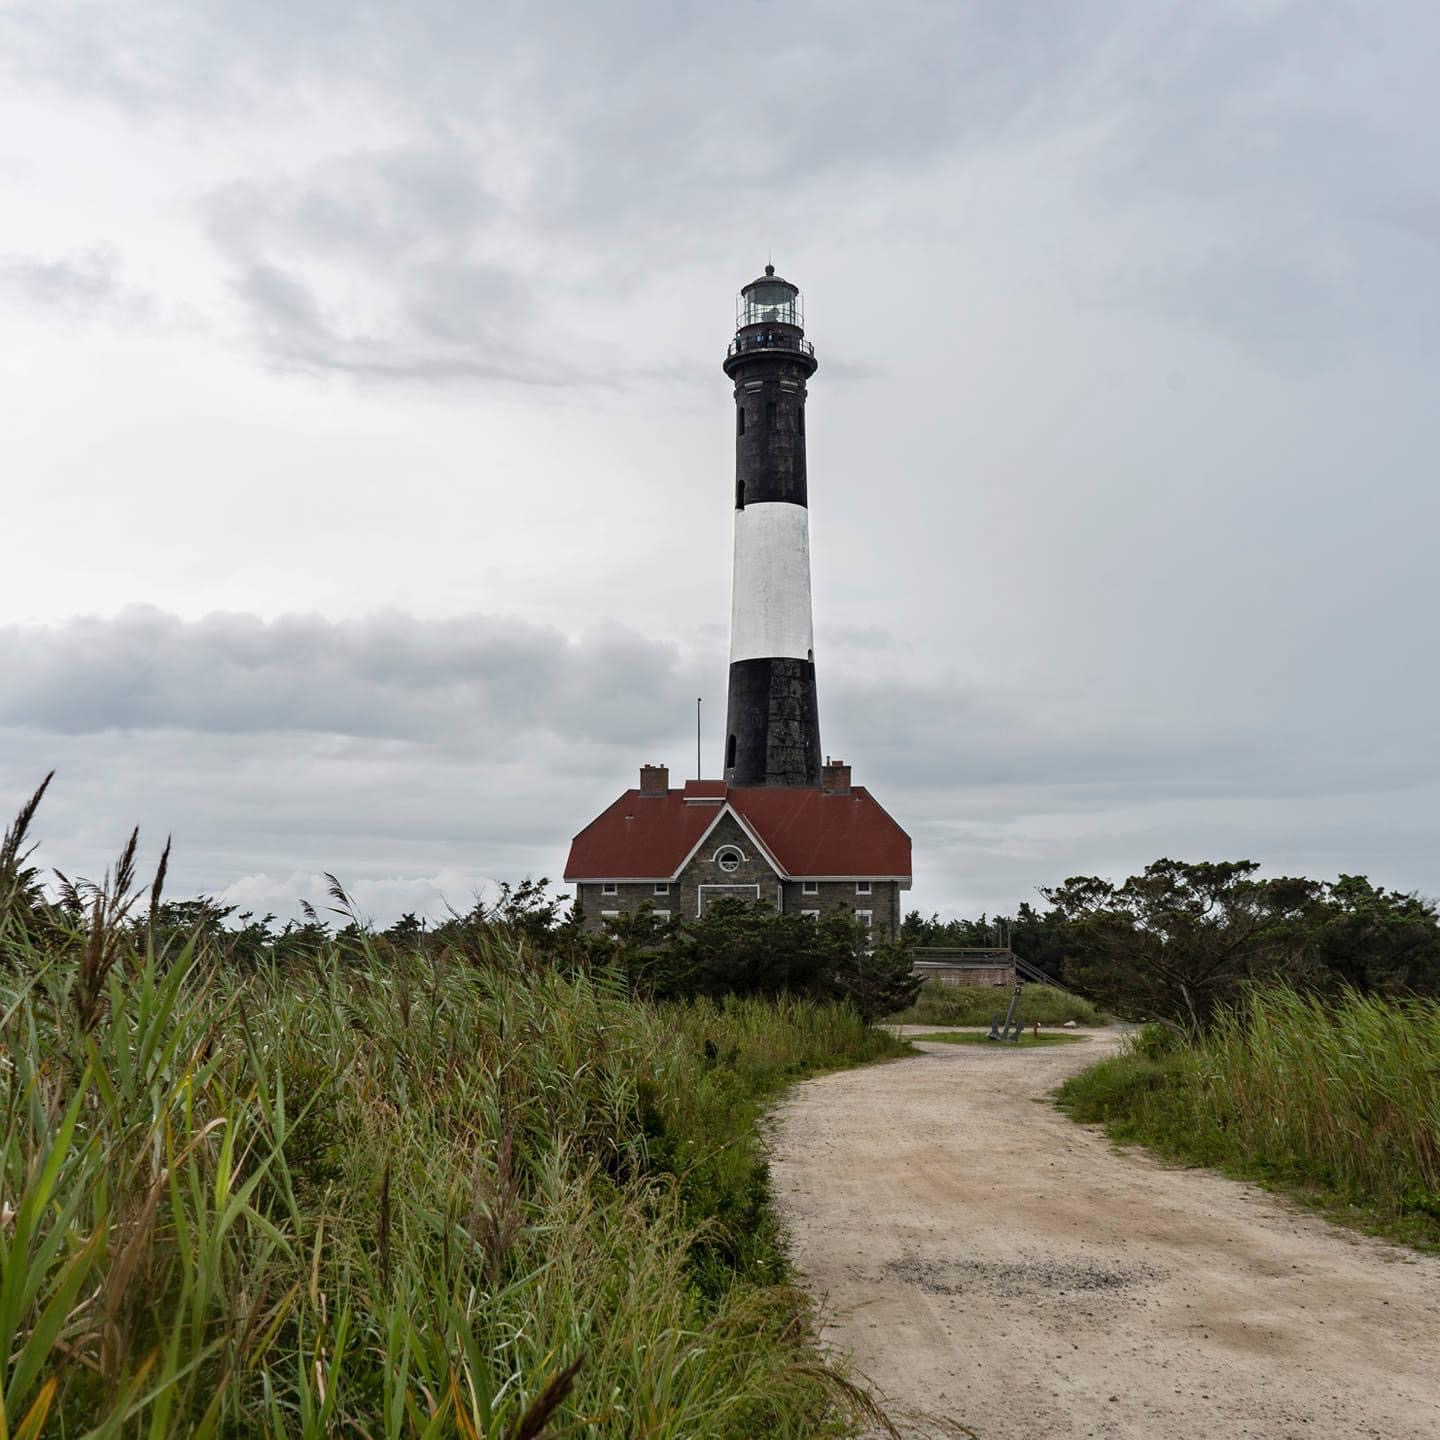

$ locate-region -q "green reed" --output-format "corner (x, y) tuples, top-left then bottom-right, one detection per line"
(0, 928), (904, 1437)
(1057, 986), (1440, 1243)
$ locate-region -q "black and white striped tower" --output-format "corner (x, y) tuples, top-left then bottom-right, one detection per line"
(722, 264), (822, 787)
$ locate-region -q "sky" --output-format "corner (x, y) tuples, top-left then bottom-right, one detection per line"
(2, 1), (1437, 925)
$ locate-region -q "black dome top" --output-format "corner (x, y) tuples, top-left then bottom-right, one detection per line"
(741, 263), (798, 296)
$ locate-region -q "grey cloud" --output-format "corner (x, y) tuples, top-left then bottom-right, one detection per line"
(4, 606), (1425, 817)
(0, 247), (159, 325)
(203, 144), (572, 382)
(0, 607), (697, 751)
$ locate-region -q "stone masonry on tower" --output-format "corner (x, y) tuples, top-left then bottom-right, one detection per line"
(565, 265), (911, 937)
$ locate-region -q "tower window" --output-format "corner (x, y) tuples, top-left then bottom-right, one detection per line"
(798, 406), (805, 436)
(737, 407), (745, 436)
(736, 479), (745, 510)
(725, 733), (737, 769)
(766, 400), (776, 430)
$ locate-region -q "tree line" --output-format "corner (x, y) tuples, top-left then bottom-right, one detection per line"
(905, 859), (1440, 1031)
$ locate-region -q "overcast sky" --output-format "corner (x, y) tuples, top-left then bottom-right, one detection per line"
(2, 1), (1436, 924)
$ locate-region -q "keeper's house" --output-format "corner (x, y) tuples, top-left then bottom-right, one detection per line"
(564, 760), (912, 941)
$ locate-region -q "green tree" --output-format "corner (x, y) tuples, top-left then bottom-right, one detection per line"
(1303, 875), (1440, 995)
(826, 933), (921, 1022)
(1043, 859), (1320, 1031)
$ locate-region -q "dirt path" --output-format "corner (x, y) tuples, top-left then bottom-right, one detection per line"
(768, 1028), (1440, 1440)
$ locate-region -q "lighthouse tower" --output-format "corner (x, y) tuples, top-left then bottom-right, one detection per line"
(563, 264), (914, 935)
(722, 264), (822, 787)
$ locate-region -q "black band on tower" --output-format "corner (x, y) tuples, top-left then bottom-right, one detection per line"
(724, 657), (822, 787)
(731, 358), (812, 509)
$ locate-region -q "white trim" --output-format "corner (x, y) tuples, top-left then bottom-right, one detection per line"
(790, 875), (910, 884)
(572, 877), (673, 885)
(697, 883), (761, 917)
(574, 870), (910, 887)
(671, 804), (785, 881)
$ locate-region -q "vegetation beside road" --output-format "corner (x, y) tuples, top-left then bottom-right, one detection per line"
(1056, 988), (1440, 1249)
(907, 859), (1440, 1029)
(890, 980), (1103, 1028)
(0, 780), (907, 1437)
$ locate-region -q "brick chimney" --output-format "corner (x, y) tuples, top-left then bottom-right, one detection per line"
(639, 764), (669, 796)
(821, 758), (851, 795)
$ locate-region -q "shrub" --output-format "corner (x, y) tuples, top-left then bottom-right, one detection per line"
(891, 980), (1103, 1027)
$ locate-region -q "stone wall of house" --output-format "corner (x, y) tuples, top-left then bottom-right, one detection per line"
(575, 880), (677, 927)
(779, 879), (901, 942)
(576, 821), (903, 939)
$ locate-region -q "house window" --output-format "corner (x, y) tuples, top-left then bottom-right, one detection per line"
(714, 846), (744, 873)
(855, 881), (871, 895)
(601, 910), (619, 920)
(802, 881), (818, 895)
(801, 909), (819, 921)
(601, 883), (617, 896)
(857, 910), (874, 929)
(653, 910), (671, 921)
(654, 882), (669, 896)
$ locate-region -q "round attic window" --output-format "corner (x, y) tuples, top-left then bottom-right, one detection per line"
(715, 846), (743, 873)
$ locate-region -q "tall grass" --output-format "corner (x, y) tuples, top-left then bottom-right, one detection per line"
(890, 980), (1103, 1028)
(0, 908), (905, 1435)
(1056, 986), (1440, 1245)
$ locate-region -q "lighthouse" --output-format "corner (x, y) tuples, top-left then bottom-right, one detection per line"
(722, 264), (822, 787)
(563, 265), (913, 937)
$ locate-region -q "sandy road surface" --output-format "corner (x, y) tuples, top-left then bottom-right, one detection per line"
(768, 1029), (1440, 1440)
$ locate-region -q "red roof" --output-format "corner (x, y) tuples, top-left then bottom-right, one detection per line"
(564, 785), (911, 883)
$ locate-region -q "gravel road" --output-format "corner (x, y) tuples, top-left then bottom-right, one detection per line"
(767, 1027), (1440, 1440)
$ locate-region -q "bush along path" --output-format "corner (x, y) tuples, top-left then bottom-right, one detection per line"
(0, 819), (910, 1437)
(1056, 987), (1440, 1250)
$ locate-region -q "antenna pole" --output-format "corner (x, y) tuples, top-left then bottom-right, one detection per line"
(696, 698), (702, 780)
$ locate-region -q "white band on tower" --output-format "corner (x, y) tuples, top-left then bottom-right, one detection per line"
(728, 501), (815, 664)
